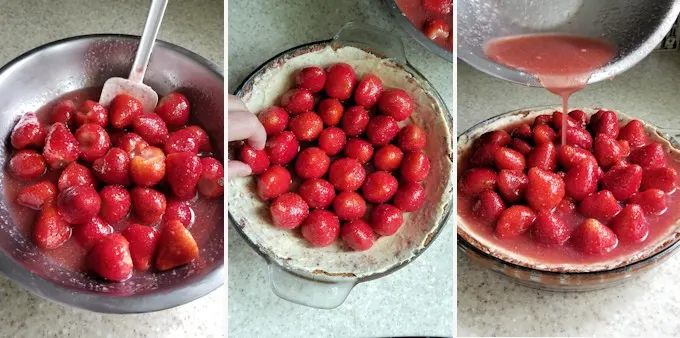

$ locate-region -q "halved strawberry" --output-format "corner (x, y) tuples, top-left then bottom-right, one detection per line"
(610, 204), (648, 244)
(87, 233), (133, 281)
(458, 168), (497, 197)
(579, 190), (621, 222)
(629, 142), (666, 169)
(471, 190), (506, 222)
(628, 189), (667, 215)
(155, 220), (199, 271)
(571, 218), (618, 255)
(33, 201), (71, 250)
(641, 167), (677, 192)
(494, 147), (526, 171)
(527, 142), (557, 171)
(600, 164), (642, 201)
(122, 224), (159, 271)
(526, 167), (565, 212)
(497, 169), (528, 203)
(531, 212), (570, 245)
(564, 160), (598, 201)
(618, 120), (648, 148)
(495, 205), (536, 239)
(17, 181), (57, 210)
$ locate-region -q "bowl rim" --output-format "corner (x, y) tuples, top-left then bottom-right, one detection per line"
(456, 106), (680, 277)
(230, 39), (454, 283)
(0, 33), (224, 314)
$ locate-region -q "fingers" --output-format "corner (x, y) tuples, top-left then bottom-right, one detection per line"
(228, 160), (252, 179)
(228, 95), (267, 150)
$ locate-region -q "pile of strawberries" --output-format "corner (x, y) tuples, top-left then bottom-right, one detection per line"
(237, 63), (431, 251)
(7, 92), (224, 282)
(459, 109), (677, 255)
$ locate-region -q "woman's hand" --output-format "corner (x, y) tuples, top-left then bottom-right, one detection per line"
(228, 95), (266, 179)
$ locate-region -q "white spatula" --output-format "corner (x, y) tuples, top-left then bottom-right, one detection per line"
(99, 0), (168, 113)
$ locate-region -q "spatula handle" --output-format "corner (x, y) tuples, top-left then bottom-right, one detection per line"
(129, 0), (168, 83)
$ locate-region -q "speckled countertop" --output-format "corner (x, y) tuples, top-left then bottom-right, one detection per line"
(457, 55), (680, 337)
(0, 1), (224, 337)
(228, 0), (453, 337)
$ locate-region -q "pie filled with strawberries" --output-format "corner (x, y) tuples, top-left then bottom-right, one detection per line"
(230, 45), (452, 277)
(458, 108), (680, 272)
(5, 88), (223, 283)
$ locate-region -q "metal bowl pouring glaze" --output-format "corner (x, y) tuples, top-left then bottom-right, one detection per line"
(231, 22), (453, 309)
(458, 0), (680, 86)
(0, 35), (224, 313)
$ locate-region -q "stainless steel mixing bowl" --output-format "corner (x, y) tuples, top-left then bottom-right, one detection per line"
(458, 0), (680, 86)
(0, 35), (224, 313)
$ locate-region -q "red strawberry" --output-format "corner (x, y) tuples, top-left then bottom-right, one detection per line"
(163, 200), (194, 228)
(73, 217), (113, 249)
(132, 113), (169, 146)
(197, 157), (224, 199)
(557, 145), (597, 170)
(476, 130), (511, 148)
(122, 224), (159, 271)
(564, 126), (593, 149)
(8, 150), (46, 180)
(629, 142), (666, 169)
(75, 100), (108, 128)
(58, 162), (97, 191)
(393, 182), (425, 212)
(551, 111), (580, 130)
(325, 63), (356, 101)
(628, 189), (667, 215)
(165, 152), (202, 200)
(11, 113), (46, 150)
(496, 169), (528, 203)
(509, 138), (532, 155)
(641, 167), (677, 192)
(128, 146), (166, 187)
(318, 127), (347, 156)
(237, 144), (270, 175)
(270, 193), (309, 229)
(131, 187), (166, 224)
(589, 110), (619, 138)
(459, 168), (497, 197)
(494, 147), (526, 171)
(256, 165), (291, 200)
(155, 220), (199, 271)
(366, 115), (399, 146)
(75, 123), (111, 162)
(526, 167), (565, 212)
(92, 147), (131, 186)
(301, 209), (341, 246)
(109, 94), (143, 129)
(341, 106), (370, 137)
(618, 120), (647, 148)
(184, 126), (212, 153)
(295, 66), (327, 93)
(57, 186), (101, 224)
(98, 185), (131, 224)
(370, 204), (403, 236)
(265, 131), (299, 165)
(362, 171), (399, 204)
(258, 106), (289, 135)
(329, 158), (366, 192)
(377, 89), (414, 121)
(116, 132), (149, 157)
(532, 124), (557, 144)
(469, 143), (500, 168)
(353, 73), (383, 109)
(298, 178), (336, 209)
(594, 134), (628, 167)
(87, 233), (133, 281)
(423, 0), (452, 15)
(555, 197), (577, 216)
(374, 144), (404, 171)
(341, 220), (375, 251)
(568, 109), (588, 127)
(532, 212), (570, 245)
(296, 147), (331, 180)
(579, 190), (621, 222)
(401, 150), (431, 182)
(397, 124), (427, 152)
(343, 138), (374, 165)
(610, 204), (649, 244)
(600, 164), (643, 201)
(17, 181), (57, 210)
(155, 92), (190, 127)
(527, 142), (557, 171)
(43, 123), (79, 170)
(424, 18), (450, 40)
(317, 99), (344, 126)
(332, 191), (367, 221)
(471, 190), (506, 222)
(289, 112), (323, 141)
(564, 160), (598, 201)
(572, 218), (618, 255)
(495, 205), (536, 239)
(164, 129), (199, 155)
(33, 201), (71, 250)
(51, 99), (76, 126)
(511, 124), (532, 140)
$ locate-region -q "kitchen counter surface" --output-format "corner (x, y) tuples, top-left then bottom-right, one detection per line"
(228, 0), (453, 337)
(0, 1), (224, 337)
(457, 55), (680, 337)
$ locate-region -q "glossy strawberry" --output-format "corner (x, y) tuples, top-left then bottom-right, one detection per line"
(495, 205), (536, 239)
(265, 131), (299, 165)
(471, 190), (506, 222)
(572, 218), (618, 255)
(555, 197), (577, 216)
(109, 94), (143, 129)
(532, 212), (570, 245)
(396, 124), (427, 152)
(116, 132), (149, 157)
(628, 189), (667, 215)
(496, 169), (528, 203)
(374, 144), (404, 171)
(329, 158), (366, 191)
(99, 185), (131, 224)
(57, 185), (101, 224)
(424, 18), (450, 40)
(459, 168), (497, 197)
(526, 167), (565, 212)
(51, 99), (76, 126)
(564, 160), (599, 201)
(332, 191), (367, 221)
(579, 190), (621, 222)
(74, 217), (113, 249)
(92, 147), (131, 186)
(17, 181), (57, 210)
(155, 220), (199, 271)
(401, 150), (430, 182)
(281, 88), (315, 115)
(43, 123), (79, 170)
(366, 115), (399, 146)
(164, 129), (199, 155)
(295, 66), (326, 93)
(11, 113), (46, 149)
(8, 150), (46, 180)
(132, 113), (169, 146)
(354, 73), (383, 109)
(610, 204), (648, 244)
(155, 92), (190, 127)
(318, 99), (344, 126)
(163, 200), (193, 228)
(295, 147), (330, 179)
(298, 178), (336, 209)
(325, 63), (356, 100)
(509, 138), (532, 155)
(131, 187), (166, 224)
(362, 171), (399, 204)
(75, 123), (111, 162)
(494, 147), (526, 171)
(197, 157), (224, 199)
(256, 165), (291, 200)
(75, 100), (108, 128)
(564, 126), (593, 149)
(600, 164), (643, 201)
(166, 152), (202, 200)
(343, 138), (374, 164)
(301, 209), (341, 247)
(258, 106), (289, 135)
(289, 112), (323, 141)
(58, 162), (97, 191)
(618, 120), (647, 148)
(128, 146), (165, 187)
(469, 143), (500, 168)
(33, 201), (71, 250)
(526, 142), (557, 171)
(629, 142), (666, 169)
(340, 106), (370, 137)
(184, 126), (212, 153)
(317, 127), (347, 156)
(593, 134), (628, 167)
(341, 220), (375, 251)
(87, 233), (133, 281)
(378, 89), (414, 121)
(121, 224), (159, 271)
(392, 182), (425, 212)
(370, 204), (404, 236)
(423, 0), (452, 15)
(237, 144), (270, 175)
(568, 109), (588, 127)
(589, 110), (619, 139)
(551, 111), (580, 130)
(270, 193), (309, 229)
(511, 124), (533, 140)
(641, 167), (677, 192)
(532, 124), (557, 145)
(476, 130), (511, 148)
(557, 145), (597, 170)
